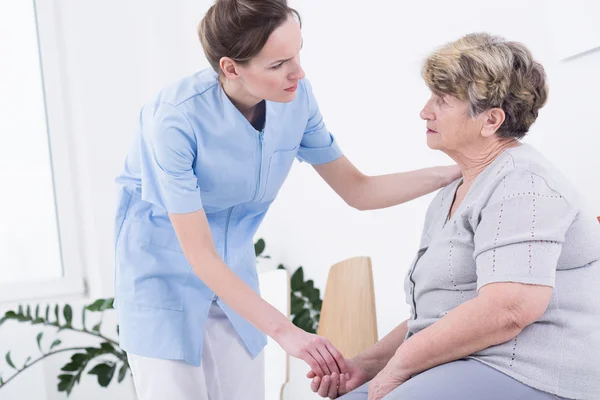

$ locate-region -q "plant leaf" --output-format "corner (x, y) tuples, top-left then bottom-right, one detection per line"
(118, 363), (128, 383)
(35, 305), (40, 320)
(303, 318), (317, 334)
(290, 295), (305, 315)
(88, 363), (116, 387)
(291, 308), (310, 327)
(295, 312), (313, 333)
(50, 339), (62, 351)
(92, 323), (101, 333)
(102, 298), (114, 311)
(291, 267), (304, 291)
(304, 279), (315, 292)
(85, 299), (104, 312)
(254, 238), (266, 257)
(54, 305), (60, 325)
(100, 342), (115, 353)
(313, 298), (323, 312)
(307, 287), (320, 304)
(23, 356), (32, 368)
(63, 304), (73, 326)
(57, 374), (75, 395)
(277, 264), (286, 270)
(85, 347), (101, 358)
(87, 298), (114, 312)
(61, 362), (80, 372)
(5, 352), (16, 370)
(26, 305), (31, 319)
(36, 332), (44, 353)
(45, 305), (50, 321)
(1, 311), (19, 326)
(72, 353), (89, 364)
(81, 307), (87, 331)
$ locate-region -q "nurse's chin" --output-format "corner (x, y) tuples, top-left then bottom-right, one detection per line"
(269, 91), (298, 103)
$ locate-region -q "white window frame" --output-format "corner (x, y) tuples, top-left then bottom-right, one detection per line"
(0, 1), (86, 304)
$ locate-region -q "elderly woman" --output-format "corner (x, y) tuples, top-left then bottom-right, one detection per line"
(308, 33), (600, 400)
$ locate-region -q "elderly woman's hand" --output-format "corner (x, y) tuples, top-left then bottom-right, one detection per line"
(367, 363), (410, 400)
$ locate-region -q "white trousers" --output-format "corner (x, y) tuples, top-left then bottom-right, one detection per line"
(128, 302), (265, 400)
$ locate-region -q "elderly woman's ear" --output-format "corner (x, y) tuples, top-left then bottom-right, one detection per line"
(480, 107), (506, 138)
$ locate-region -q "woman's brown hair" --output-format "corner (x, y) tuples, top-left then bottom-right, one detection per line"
(198, 0), (301, 74)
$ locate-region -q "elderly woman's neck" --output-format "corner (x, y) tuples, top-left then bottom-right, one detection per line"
(452, 139), (521, 185)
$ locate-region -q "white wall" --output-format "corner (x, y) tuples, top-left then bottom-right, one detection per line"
(1, 0), (599, 399)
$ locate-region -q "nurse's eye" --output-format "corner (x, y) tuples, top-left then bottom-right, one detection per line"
(271, 62), (284, 70)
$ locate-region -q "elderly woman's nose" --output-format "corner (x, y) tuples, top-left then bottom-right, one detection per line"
(420, 102), (435, 120)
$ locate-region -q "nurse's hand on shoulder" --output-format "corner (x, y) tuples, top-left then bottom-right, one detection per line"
(275, 325), (347, 377)
(436, 165), (462, 187)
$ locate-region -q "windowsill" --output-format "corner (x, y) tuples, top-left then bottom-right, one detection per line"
(0, 277), (86, 305)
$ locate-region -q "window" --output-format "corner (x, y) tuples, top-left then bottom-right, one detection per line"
(0, 1), (85, 303)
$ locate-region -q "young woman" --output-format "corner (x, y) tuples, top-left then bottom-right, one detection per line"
(114, 1), (460, 399)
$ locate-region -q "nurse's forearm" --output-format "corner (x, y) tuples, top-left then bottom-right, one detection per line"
(357, 166), (457, 211)
(169, 211), (289, 338)
(314, 156), (459, 211)
(169, 210), (350, 379)
(191, 251), (290, 338)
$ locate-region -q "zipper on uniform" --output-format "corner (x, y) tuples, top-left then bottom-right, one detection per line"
(221, 131), (262, 301)
(252, 130), (264, 201)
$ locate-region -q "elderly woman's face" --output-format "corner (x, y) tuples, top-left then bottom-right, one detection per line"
(420, 92), (484, 152)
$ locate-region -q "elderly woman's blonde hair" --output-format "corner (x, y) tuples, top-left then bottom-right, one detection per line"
(422, 33), (548, 139)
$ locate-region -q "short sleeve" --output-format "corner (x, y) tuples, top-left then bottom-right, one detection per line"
(296, 78), (343, 165)
(139, 102), (203, 214)
(473, 171), (577, 290)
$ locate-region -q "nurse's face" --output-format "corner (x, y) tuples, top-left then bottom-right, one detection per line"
(236, 14), (305, 103)
(420, 92), (484, 153)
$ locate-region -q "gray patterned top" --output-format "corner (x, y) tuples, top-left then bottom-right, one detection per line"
(403, 143), (600, 399)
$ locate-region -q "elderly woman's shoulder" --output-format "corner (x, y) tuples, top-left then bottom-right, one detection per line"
(428, 179), (461, 210)
(486, 144), (581, 208)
